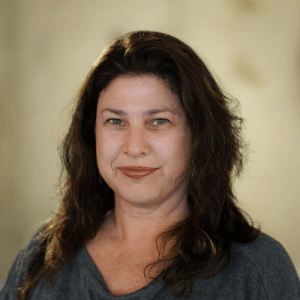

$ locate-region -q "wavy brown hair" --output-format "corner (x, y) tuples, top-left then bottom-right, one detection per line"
(18, 31), (259, 299)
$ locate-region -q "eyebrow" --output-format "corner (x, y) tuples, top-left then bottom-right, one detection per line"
(100, 108), (126, 116)
(100, 108), (179, 116)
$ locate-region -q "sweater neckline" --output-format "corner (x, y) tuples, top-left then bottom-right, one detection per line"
(77, 245), (165, 299)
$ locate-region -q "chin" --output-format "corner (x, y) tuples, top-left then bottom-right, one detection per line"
(115, 188), (164, 207)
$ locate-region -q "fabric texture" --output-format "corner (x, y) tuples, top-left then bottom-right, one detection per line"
(1, 232), (299, 300)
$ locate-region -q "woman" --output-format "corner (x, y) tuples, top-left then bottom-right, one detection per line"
(1, 31), (299, 299)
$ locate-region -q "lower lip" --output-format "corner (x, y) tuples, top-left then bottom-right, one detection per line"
(120, 169), (156, 178)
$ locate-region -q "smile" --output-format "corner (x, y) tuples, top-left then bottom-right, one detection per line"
(119, 166), (157, 178)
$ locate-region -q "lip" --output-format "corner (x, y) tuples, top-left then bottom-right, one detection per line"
(119, 166), (157, 178)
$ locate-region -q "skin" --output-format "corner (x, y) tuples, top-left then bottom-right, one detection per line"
(89, 75), (192, 294)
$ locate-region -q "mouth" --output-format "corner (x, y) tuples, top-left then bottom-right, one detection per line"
(119, 166), (158, 179)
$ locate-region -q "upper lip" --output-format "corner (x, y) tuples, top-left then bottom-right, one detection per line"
(119, 166), (157, 171)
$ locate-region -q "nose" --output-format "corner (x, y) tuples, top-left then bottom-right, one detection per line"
(122, 126), (150, 157)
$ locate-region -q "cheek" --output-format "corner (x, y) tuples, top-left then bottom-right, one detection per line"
(152, 132), (190, 167)
(96, 132), (120, 169)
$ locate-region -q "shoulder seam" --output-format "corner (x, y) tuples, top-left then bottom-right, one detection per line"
(233, 249), (271, 300)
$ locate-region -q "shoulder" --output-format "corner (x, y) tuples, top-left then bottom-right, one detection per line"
(232, 233), (296, 273)
(0, 226), (45, 299)
(230, 233), (300, 299)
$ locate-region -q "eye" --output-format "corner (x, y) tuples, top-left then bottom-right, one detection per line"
(106, 118), (123, 125)
(151, 118), (169, 125)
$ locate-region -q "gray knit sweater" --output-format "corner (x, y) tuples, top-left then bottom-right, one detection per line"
(1, 233), (299, 299)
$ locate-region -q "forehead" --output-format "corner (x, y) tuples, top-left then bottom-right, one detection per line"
(97, 75), (182, 111)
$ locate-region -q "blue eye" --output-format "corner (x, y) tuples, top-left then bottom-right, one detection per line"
(152, 119), (168, 125)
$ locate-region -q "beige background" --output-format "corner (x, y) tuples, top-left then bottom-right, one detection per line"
(1, 0), (300, 282)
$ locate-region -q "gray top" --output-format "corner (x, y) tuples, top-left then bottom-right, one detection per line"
(1, 232), (299, 299)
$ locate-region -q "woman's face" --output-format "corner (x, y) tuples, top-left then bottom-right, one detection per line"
(95, 75), (191, 208)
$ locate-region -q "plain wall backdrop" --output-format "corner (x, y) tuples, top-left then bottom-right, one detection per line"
(1, 0), (300, 281)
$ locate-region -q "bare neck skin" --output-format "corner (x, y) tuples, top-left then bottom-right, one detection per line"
(107, 188), (190, 249)
(86, 189), (190, 296)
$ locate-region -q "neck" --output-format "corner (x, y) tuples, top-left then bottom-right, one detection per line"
(106, 193), (190, 247)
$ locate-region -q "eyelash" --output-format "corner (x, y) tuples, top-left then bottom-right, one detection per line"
(106, 118), (169, 126)
(151, 118), (169, 125)
(107, 119), (123, 125)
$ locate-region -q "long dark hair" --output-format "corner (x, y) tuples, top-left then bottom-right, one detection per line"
(18, 31), (259, 299)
